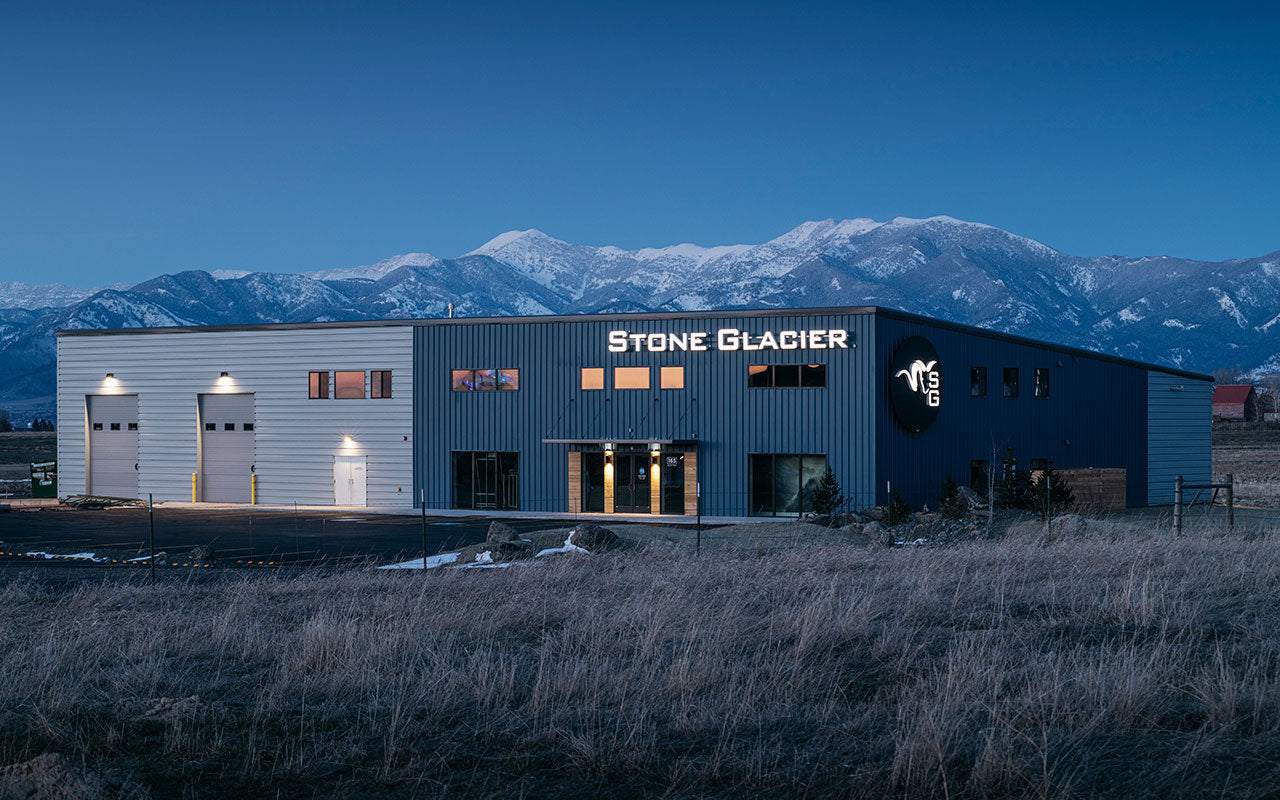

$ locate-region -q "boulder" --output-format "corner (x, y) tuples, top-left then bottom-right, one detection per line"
(863, 521), (895, 550)
(569, 522), (620, 552)
(486, 521), (520, 544)
(806, 514), (833, 528)
(861, 506), (887, 522)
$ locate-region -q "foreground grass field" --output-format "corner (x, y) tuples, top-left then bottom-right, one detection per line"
(2, 527), (1279, 799)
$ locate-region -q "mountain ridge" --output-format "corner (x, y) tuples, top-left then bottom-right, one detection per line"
(2, 216), (1277, 421)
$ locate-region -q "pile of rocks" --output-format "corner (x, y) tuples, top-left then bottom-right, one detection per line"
(452, 521), (625, 566)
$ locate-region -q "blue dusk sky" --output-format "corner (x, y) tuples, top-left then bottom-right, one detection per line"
(1, 1), (1277, 286)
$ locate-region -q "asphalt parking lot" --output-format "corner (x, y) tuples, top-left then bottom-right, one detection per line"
(0, 506), (569, 568)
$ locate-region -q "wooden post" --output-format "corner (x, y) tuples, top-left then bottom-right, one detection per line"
(1174, 475), (1183, 535)
(1226, 473), (1234, 533)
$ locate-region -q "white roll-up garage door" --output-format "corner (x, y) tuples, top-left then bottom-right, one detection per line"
(88, 394), (139, 499)
(199, 394), (255, 503)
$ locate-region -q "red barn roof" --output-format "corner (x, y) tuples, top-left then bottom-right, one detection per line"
(1213, 385), (1256, 404)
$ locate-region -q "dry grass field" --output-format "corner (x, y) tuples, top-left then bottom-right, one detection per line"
(2, 526), (1279, 799)
(0, 431), (56, 497)
(1213, 423), (1280, 509)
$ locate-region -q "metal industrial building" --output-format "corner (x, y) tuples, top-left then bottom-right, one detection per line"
(56, 307), (1213, 515)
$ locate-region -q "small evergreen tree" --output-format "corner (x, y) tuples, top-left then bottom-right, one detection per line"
(1029, 462), (1075, 519)
(994, 445), (1034, 510)
(939, 473), (963, 519)
(0, 411), (11, 433)
(887, 489), (911, 525)
(810, 466), (845, 515)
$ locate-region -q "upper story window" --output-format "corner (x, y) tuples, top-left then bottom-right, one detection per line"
(748, 364), (825, 388)
(1002, 367), (1019, 398)
(581, 367), (604, 390)
(1034, 368), (1050, 398)
(309, 371), (329, 399)
(371, 370), (393, 399)
(614, 366), (650, 390)
(970, 366), (987, 397)
(452, 368), (519, 391)
(335, 371), (366, 399)
(660, 366), (685, 389)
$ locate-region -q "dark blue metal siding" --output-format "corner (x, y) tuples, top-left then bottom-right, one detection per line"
(874, 314), (1151, 508)
(414, 313), (876, 515)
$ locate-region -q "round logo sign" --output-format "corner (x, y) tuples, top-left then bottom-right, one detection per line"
(890, 336), (941, 432)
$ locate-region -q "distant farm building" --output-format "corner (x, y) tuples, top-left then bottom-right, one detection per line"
(1212, 384), (1261, 422)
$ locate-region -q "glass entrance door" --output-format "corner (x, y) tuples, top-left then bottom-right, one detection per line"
(474, 453), (497, 509)
(613, 452), (651, 513)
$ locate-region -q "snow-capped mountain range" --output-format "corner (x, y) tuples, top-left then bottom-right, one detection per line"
(3, 215), (1278, 419)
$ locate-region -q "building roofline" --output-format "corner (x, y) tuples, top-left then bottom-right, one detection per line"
(55, 304), (1212, 382)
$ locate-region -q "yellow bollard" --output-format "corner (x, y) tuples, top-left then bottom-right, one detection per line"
(191, 473), (196, 502)
(251, 473), (257, 505)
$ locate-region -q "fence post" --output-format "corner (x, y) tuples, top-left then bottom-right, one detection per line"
(1174, 475), (1183, 535)
(1226, 473), (1234, 533)
(148, 493), (156, 584)
(421, 489), (428, 572)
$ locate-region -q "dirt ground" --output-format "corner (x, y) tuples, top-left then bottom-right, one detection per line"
(0, 432), (55, 499)
(1213, 423), (1280, 509)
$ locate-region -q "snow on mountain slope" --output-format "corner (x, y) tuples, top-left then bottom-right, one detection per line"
(2, 217), (1278, 420)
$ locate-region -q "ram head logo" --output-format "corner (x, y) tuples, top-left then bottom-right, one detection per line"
(895, 359), (940, 407)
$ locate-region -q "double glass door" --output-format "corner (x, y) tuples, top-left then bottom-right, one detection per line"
(612, 452), (651, 513)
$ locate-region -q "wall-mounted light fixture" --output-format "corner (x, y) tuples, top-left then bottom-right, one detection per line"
(105, 373), (114, 379)
(604, 449), (613, 466)
(220, 371), (229, 378)
(343, 435), (354, 444)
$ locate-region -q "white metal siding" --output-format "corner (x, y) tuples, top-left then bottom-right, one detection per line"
(57, 326), (414, 506)
(1148, 371), (1212, 505)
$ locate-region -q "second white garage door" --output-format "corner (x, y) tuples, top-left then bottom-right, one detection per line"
(200, 394), (254, 503)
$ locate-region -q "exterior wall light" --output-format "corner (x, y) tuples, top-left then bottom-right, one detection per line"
(344, 435), (354, 443)
(105, 373), (114, 379)
(220, 372), (229, 378)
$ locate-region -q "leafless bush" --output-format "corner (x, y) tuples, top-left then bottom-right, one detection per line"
(2, 529), (1280, 798)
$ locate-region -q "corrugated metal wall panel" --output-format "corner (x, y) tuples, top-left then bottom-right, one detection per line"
(874, 314), (1166, 508)
(414, 313), (876, 515)
(1147, 371), (1212, 504)
(57, 327), (414, 506)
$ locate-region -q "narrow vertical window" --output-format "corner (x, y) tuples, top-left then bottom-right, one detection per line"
(970, 367), (987, 397)
(371, 370), (393, 398)
(1002, 367), (1019, 398)
(1034, 368), (1050, 398)
(309, 371), (329, 399)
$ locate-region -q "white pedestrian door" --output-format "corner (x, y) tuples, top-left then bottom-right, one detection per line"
(87, 394), (139, 499)
(199, 394), (254, 503)
(334, 456), (367, 506)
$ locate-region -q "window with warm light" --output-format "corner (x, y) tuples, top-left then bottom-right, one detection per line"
(580, 367), (604, 390)
(371, 370), (392, 398)
(614, 366), (650, 390)
(335, 371), (365, 399)
(451, 368), (519, 391)
(660, 366), (685, 389)
(309, 371), (329, 399)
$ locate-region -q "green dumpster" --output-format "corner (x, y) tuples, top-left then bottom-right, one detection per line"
(30, 460), (56, 499)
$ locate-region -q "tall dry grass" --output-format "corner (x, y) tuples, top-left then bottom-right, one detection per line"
(2, 527), (1279, 798)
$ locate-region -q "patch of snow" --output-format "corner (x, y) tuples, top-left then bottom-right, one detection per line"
(210, 269), (251, 280)
(25, 551), (109, 562)
(535, 532), (590, 558)
(378, 552), (461, 570)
